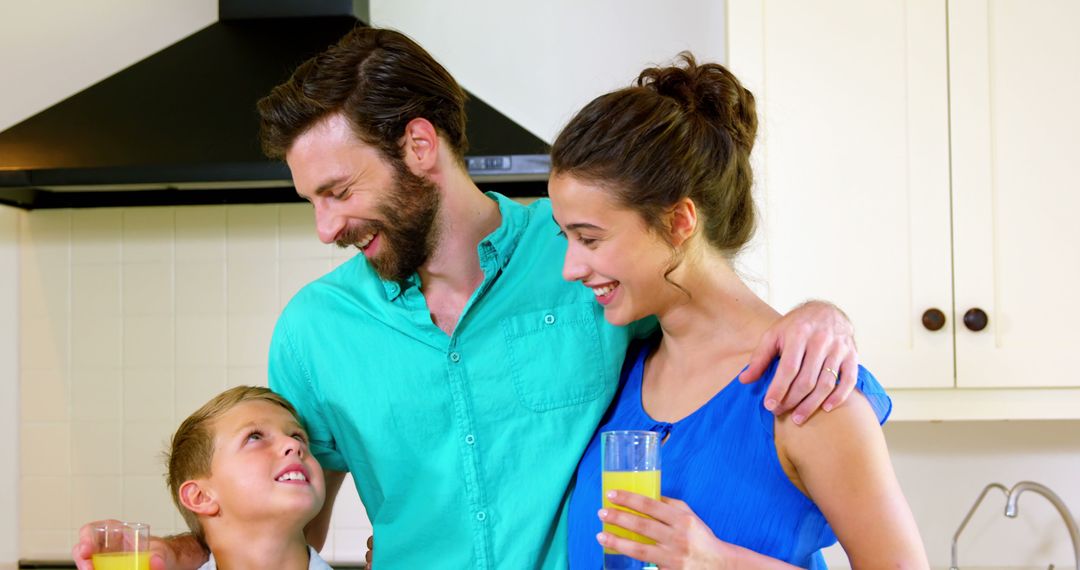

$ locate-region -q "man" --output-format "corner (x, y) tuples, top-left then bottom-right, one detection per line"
(74, 26), (858, 570)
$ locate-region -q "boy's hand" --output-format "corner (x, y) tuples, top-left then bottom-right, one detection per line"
(741, 300), (858, 424)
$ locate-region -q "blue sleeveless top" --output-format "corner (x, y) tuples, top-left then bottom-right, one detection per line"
(567, 335), (892, 569)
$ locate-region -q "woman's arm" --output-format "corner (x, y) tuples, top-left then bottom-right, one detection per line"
(775, 392), (929, 568)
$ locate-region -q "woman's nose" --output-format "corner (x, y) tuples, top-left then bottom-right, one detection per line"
(562, 246), (588, 282)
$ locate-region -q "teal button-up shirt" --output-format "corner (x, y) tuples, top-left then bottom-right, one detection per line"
(269, 193), (642, 569)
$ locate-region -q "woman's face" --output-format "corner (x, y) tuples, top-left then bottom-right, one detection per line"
(549, 173), (677, 326)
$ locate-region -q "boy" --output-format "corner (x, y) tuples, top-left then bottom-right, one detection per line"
(166, 386), (332, 569)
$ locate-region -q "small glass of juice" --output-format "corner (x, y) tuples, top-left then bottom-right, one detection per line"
(91, 521), (150, 570)
(601, 430), (661, 570)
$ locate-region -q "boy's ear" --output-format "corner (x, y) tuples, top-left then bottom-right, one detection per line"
(178, 480), (219, 517)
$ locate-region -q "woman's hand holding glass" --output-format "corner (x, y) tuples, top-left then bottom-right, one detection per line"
(597, 490), (733, 570)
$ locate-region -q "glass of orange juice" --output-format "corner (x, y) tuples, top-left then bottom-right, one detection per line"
(91, 521), (150, 570)
(601, 430), (661, 570)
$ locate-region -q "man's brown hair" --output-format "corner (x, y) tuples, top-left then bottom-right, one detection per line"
(257, 26), (469, 167)
(165, 386), (303, 545)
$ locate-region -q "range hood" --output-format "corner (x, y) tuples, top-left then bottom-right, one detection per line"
(0, 0), (550, 210)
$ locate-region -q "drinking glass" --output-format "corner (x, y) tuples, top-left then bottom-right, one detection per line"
(91, 521), (150, 570)
(601, 430), (661, 570)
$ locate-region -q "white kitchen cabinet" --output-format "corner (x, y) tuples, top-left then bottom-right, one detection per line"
(728, 0), (1080, 418)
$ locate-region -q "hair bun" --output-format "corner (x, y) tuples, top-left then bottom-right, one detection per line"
(636, 52), (757, 154)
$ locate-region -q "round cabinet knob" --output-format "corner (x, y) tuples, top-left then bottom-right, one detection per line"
(963, 308), (989, 332)
(921, 308), (946, 331)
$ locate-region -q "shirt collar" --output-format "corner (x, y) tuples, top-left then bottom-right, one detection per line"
(380, 192), (527, 301)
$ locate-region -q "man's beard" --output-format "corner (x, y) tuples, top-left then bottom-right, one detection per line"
(336, 163), (441, 283)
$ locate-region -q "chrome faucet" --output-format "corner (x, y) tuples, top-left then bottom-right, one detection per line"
(950, 481), (1080, 570)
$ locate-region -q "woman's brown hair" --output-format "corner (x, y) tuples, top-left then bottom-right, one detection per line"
(551, 52), (758, 258)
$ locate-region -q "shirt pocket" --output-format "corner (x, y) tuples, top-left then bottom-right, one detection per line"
(501, 302), (609, 412)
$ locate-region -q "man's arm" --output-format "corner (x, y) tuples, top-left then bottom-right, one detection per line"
(305, 469), (346, 550)
(740, 300), (859, 424)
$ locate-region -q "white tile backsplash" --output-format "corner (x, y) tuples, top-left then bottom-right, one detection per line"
(20, 476), (71, 531)
(226, 314), (275, 368)
(21, 252), (70, 319)
(19, 316), (68, 371)
(71, 263), (121, 318)
(17, 204), (365, 559)
(226, 205), (279, 260)
(70, 317), (121, 369)
(226, 259), (278, 315)
(20, 368), (68, 423)
(175, 315), (227, 367)
(70, 476), (125, 527)
(70, 422), (123, 476)
(174, 366), (227, 419)
(70, 368), (123, 422)
(122, 316), (175, 368)
(175, 260), (226, 315)
(121, 421), (174, 476)
(122, 475), (179, 536)
(122, 262), (174, 316)
(279, 203), (332, 260)
(122, 209), (174, 264)
(123, 368), (175, 422)
(71, 209), (122, 264)
(175, 206), (226, 262)
(20, 424), (70, 476)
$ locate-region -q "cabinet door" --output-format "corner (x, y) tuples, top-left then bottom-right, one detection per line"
(728, 0), (953, 388)
(949, 0), (1080, 388)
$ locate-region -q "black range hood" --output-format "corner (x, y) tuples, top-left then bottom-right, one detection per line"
(0, 0), (550, 210)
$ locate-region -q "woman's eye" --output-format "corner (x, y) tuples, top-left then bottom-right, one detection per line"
(556, 229), (566, 238)
(579, 236), (597, 246)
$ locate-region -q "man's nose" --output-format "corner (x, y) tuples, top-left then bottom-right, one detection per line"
(314, 201), (343, 244)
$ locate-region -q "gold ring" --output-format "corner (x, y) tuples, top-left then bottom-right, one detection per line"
(824, 367), (839, 383)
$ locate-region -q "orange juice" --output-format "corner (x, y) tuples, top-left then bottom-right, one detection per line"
(91, 552), (150, 570)
(602, 469), (661, 552)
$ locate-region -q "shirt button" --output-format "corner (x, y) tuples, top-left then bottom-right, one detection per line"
(465, 434), (475, 445)
(449, 352), (461, 362)
(543, 314), (556, 325)
(476, 511), (487, 522)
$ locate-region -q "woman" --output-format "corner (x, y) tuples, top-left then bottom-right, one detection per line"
(551, 54), (928, 569)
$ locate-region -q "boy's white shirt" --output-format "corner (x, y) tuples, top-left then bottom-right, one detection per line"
(196, 545), (333, 570)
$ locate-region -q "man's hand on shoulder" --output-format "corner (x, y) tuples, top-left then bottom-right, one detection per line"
(741, 300), (858, 425)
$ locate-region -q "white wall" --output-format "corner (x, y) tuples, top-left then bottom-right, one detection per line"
(370, 0), (727, 143)
(0, 0), (217, 131)
(0, 205), (21, 569)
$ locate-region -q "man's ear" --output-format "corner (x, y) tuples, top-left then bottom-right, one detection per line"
(178, 480), (220, 517)
(667, 197), (698, 247)
(400, 118), (440, 174)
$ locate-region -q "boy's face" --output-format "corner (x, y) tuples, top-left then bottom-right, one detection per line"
(204, 399), (326, 526)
